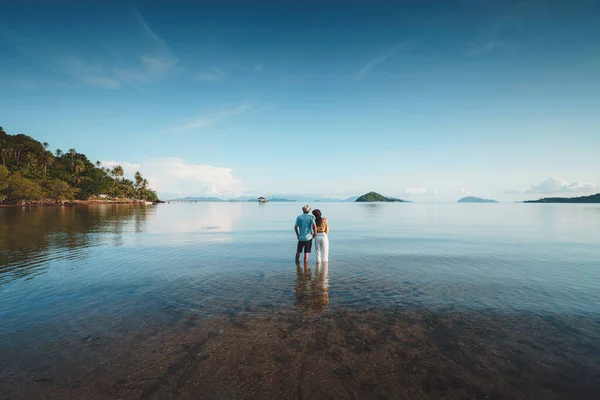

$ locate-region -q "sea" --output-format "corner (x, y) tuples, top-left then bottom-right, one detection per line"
(1, 202), (599, 399)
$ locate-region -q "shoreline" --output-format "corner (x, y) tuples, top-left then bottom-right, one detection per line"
(0, 199), (163, 208)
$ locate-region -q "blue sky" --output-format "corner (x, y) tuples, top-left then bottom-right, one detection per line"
(1, 0), (599, 201)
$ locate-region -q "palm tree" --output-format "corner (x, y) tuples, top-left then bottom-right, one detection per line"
(73, 160), (85, 175)
(56, 149), (63, 157)
(43, 142), (49, 150)
(0, 147), (8, 166)
(110, 165), (124, 197)
(111, 165), (124, 178)
(42, 152), (54, 176)
(68, 148), (76, 165)
(95, 160), (102, 168)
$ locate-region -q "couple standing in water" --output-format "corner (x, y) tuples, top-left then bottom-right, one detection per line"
(294, 204), (329, 264)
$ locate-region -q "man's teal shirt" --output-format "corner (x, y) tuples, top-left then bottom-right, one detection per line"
(295, 213), (315, 241)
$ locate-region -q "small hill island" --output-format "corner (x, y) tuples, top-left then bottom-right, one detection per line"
(355, 191), (407, 202)
(457, 196), (498, 203)
(524, 193), (600, 203)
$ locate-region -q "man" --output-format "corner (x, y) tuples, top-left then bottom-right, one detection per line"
(294, 204), (317, 263)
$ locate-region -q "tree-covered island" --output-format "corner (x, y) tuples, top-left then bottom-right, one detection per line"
(0, 126), (158, 205)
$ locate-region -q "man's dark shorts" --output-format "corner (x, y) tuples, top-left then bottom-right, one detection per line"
(297, 239), (313, 253)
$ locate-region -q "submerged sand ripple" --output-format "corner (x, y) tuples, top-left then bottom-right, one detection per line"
(1, 308), (599, 399)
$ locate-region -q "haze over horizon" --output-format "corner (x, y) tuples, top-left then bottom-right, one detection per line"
(1, 0), (599, 202)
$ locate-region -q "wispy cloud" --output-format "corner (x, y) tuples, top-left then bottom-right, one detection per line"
(171, 105), (251, 132)
(354, 43), (407, 82)
(195, 67), (228, 82)
(111, 11), (178, 87)
(4, 10), (177, 90)
(51, 54), (122, 89)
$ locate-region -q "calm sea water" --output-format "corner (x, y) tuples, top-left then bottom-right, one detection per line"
(1, 202), (600, 345)
(0, 203), (600, 336)
(2, 202), (600, 398)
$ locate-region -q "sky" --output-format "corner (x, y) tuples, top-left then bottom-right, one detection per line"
(1, 0), (599, 201)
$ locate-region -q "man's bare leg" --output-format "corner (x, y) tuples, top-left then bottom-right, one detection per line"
(304, 252), (309, 263)
(295, 252), (301, 262)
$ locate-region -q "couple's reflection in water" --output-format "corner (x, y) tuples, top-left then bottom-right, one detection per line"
(295, 261), (329, 313)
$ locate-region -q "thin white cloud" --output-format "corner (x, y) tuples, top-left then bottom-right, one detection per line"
(5, 11), (177, 89)
(111, 11), (178, 86)
(354, 43), (407, 82)
(52, 54), (121, 89)
(171, 105), (251, 132)
(402, 187), (438, 196)
(195, 67), (228, 82)
(528, 177), (597, 194)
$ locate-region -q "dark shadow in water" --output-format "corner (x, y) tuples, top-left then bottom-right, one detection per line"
(0, 205), (151, 285)
(1, 306), (599, 399)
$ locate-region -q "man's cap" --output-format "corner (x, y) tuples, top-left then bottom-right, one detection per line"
(302, 204), (311, 213)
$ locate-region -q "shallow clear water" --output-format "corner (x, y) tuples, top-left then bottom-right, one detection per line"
(2, 203), (600, 398)
(2, 202), (600, 340)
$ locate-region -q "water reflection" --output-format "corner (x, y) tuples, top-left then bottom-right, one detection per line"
(144, 203), (243, 241)
(294, 261), (330, 312)
(0, 205), (152, 285)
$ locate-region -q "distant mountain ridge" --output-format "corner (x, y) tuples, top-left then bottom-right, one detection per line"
(524, 193), (600, 203)
(457, 196), (498, 203)
(167, 194), (360, 202)
(355, 191), (407, 202)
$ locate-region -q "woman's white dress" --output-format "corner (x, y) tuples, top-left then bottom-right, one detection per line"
(314, 219), (329, 262)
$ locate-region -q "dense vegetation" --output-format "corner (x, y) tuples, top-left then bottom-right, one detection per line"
(0, 126), (157, 205)
(524, 193), (600, 203)
(457, 196), (498, 203)
(355, 191), (406, 202)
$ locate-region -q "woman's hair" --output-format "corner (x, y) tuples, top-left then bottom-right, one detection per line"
(312, 209), (323, 226)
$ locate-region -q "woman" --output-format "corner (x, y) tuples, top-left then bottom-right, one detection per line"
(312, 209), (329, 263)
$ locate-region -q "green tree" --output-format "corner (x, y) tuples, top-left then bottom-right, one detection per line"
(73, 160), (85, 176)
(110, 165), (124, 197)
(0, 165), (10, 201)
(68, 148), (76, 164)
(1, 147), (8, 166)
(5, 172), (43, 204)
(43, 179), (78, 202)
(41, 152), (54, 176)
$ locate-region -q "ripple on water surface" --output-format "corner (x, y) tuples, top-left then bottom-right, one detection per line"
(2, 203), (600, 398)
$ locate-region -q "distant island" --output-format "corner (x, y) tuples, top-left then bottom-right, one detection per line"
(524, 193), (600, 203)
(355, 191), (407, 202)
(457, 196), (498, 203)
(169, 196), (295, 202)
(172, 196), (224, 202)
